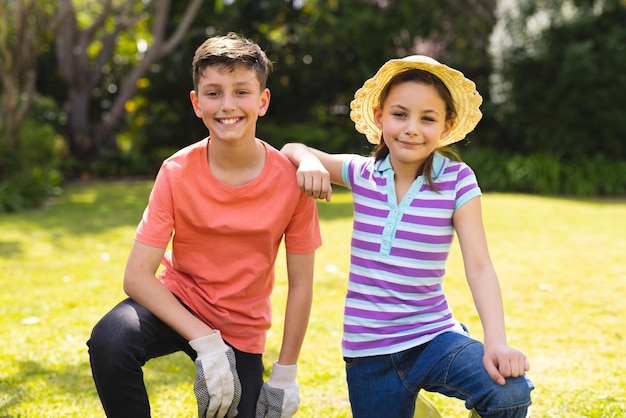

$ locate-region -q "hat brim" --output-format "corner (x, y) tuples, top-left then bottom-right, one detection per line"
(349, 55), (483, 145)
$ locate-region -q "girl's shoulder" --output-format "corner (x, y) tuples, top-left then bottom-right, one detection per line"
(435, 153), (474, 176)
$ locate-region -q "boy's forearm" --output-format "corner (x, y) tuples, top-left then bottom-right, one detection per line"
(277, 252), (315, 365)
(278, 285), (312, 364)
(126, 271), (213, 341)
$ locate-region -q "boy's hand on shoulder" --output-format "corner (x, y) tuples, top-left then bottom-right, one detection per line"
(189, 331), (242, 418)
(255, 362), (299, 418)
(483, 343), (530, 385)
(296, 159), (332, 202)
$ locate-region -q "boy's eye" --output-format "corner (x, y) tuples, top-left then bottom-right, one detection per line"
(206, 91), (221, 97)
(236, 90), (250, 96)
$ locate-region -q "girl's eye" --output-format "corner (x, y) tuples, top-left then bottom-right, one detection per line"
(392, 112), (407, 118)
(422, 116), (436, 122)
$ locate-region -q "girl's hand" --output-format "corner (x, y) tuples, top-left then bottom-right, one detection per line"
(296, 158), (332, 201)
(483, 343), (530, 385)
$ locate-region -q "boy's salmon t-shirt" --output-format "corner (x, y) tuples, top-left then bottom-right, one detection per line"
(134, 138), (322, 354)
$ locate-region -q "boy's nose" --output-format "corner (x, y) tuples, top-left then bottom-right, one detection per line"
(221, 95), (237, 111)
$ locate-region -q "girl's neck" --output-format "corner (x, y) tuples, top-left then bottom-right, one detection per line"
(391, 161), (424, 204)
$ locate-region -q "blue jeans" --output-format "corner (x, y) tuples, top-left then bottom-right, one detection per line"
(345, 332), (534, 418)
(87, 298), (264, 418)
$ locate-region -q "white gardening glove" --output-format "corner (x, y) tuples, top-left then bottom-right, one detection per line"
(255, 362), (299, 418)
(189, 331), (242, 418)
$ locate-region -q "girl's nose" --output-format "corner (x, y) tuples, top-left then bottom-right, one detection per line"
(405, 119), (419, 136)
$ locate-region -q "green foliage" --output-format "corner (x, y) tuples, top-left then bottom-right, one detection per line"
(493, 0), (626, 160)
(128, 0), (496, 158)
(257, 117), (365, 154)
(460, 147), (626, 196)
(0, 117), (63, 212)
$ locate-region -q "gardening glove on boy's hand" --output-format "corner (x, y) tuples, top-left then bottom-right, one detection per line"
(189, 331), (242, 418)
(255, 362), (299, 418)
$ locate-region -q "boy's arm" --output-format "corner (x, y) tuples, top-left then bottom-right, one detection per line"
(255, 251), (315, 417)
(453, 198), (530, 385)
(124, 240), (241, 417)
(281, 143), (350, 202)
(278, 251), (315, 364)
(123, 240), (213, 340)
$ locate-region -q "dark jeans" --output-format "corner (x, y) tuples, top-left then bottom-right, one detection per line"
(345, 332), (534, 418)
(87, 298), (264, 418)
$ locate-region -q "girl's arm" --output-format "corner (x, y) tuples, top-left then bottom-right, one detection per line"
(281, 143), (351, 202)
(453, 197), (530, 385)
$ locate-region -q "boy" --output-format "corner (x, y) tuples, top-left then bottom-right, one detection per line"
(87, 33), (322, 418)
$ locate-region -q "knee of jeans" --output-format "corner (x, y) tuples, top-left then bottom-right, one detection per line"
(87, 315), (142, 366)
(475, 374), (533, 414)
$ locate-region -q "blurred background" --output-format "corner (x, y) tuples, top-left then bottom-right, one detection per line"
(1, 0), (625, 212)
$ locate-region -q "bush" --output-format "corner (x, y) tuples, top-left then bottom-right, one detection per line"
(459, 147), (626, 196)
(496, 2), (626, 160)
(0, 118), (63, 212)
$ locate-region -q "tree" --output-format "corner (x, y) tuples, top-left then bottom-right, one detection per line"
(0, 0), (53, 150)
(128, 0), (498, 158)
(54, 0), (204, 166)
(489, 0), (626, 158)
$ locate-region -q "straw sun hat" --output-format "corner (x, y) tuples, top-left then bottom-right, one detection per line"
(349, 55), (483, 146)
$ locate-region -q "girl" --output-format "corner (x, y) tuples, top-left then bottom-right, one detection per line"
(281, 55), (533, 418)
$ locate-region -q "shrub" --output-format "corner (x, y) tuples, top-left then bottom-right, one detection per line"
(459, 147), (626, 196)
(0, 118), (63, 212)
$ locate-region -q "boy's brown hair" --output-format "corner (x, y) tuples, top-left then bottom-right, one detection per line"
(192, 32), (273, 91)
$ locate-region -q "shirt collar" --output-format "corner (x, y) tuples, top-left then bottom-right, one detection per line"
(374, 152), (447, 180)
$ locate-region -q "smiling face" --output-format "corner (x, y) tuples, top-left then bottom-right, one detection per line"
(190, 64), (270, 144)
(373, 81), (452, 173)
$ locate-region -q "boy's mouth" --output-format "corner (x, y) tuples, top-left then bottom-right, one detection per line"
(219, 117), (242, 125)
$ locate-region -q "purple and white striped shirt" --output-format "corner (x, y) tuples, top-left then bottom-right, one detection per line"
(341, 152), (481, 357)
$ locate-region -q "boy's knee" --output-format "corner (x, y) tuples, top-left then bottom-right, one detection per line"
(87, 320), (120, 363)
(87, 309), (141, 365)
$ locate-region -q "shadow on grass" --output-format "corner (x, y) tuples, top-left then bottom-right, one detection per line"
(0, 354), (196, 415)
(0, 360), (98, 414)
(27, 180), (154, 236)
(0, 241), (21, 257)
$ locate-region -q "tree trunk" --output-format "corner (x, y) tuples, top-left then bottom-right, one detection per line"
(54, 0), (204, 168)
(0, 0), (43, 151)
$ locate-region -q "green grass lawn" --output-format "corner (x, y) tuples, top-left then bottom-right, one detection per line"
(1, 180), (625, 417)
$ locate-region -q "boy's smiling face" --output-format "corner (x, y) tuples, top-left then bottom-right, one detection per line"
(190, 64), (270, 143)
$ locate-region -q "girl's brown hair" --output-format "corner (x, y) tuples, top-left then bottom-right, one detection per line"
(372, 69), (460, 191)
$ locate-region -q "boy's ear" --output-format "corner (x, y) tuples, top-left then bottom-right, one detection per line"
(258, 88), (271, 117)
(190, 90), (202, 117)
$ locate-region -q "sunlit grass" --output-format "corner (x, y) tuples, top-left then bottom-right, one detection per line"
(1, 181), (625, 417)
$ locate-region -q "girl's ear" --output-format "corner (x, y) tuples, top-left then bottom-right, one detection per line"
(441, 119), (454, 140)
(373, 106), (383, 129)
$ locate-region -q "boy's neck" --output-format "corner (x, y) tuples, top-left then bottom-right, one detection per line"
(207, 137), (267, 187)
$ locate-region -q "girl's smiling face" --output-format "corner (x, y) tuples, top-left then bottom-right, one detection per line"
(374, 81), (452, 173)
(190, 64), (270, 143)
